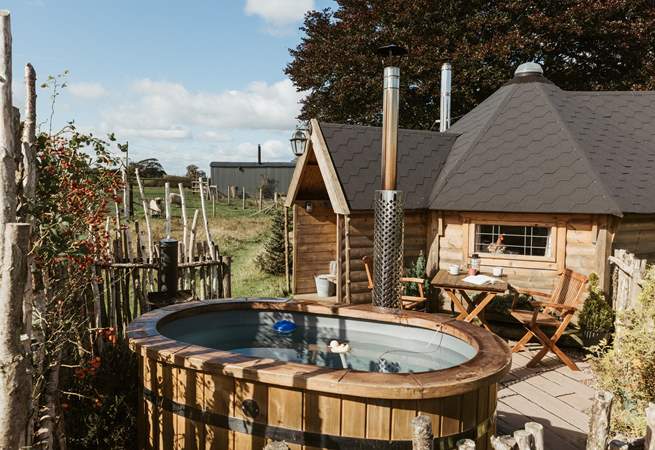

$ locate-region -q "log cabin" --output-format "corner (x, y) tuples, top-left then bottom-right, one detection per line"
(285, 64), (655, 304)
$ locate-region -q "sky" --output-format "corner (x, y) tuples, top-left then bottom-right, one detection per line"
(5, 0), (333, 174)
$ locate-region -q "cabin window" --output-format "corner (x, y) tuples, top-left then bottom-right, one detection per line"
(474, 224), (552, 257)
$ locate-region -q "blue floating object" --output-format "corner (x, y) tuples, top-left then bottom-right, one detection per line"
(273, 320), (297, 335)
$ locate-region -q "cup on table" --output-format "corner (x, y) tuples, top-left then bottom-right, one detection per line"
(492, 267), (503, 277)
(448, 264), (460, 275)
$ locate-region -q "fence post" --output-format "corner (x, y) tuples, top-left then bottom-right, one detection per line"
(222, 256), (232, 298)
(259, 188), (263, 211)
(263, 442), (289, 450)
(411, 415), (433, 450)
(456, 439), (476, 449)
(586, 390), (613, 450)
(513, 430), (532, 450)
(159, 238), (178, 296)
(646, 403), (655, 450)
(524, 422), (544, 450)
(490, 435), (516, 450)
(242, 188), (246, 210)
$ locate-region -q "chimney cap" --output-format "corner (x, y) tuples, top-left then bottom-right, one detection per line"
(514, 62), (543, 77)
(376, 44), (408, 58)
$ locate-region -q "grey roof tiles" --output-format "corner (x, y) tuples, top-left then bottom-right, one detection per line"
(318, 74), (655, 215)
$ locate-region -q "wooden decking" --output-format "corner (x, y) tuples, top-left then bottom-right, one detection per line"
(498, 346), (595, 450)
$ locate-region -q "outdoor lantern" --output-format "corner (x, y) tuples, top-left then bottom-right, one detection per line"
(304, 201), (313, 213)
(290, 127), (308, 157)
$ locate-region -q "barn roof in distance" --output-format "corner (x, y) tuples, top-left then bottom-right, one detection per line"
(210, 161), (295, 168)
(319, 122), (459, 210)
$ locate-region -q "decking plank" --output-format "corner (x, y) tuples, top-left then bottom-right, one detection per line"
(505, 379), (589, 432)
(498, 393), (587, 449)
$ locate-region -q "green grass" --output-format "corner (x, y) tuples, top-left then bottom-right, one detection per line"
(129, 186), (286, 298)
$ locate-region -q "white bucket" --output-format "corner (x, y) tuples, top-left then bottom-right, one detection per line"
(315, 274), (336, 297)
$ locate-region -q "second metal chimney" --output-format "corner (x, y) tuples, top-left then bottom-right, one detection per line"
(257, 144), (262, 164)
(440, 63), (452, 132)
(373, 45), (407, 309)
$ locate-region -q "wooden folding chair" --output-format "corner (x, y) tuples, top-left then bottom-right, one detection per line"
(362, 256), (428, 310)
(510, 269), (588, 371)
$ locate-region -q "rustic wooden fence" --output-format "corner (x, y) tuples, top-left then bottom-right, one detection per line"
(609, 249), (648, 313)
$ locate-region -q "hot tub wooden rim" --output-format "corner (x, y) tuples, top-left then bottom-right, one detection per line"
(128, 300), (511, 399)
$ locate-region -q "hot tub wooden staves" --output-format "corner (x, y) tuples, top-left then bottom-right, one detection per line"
(128, 301), (512, 450)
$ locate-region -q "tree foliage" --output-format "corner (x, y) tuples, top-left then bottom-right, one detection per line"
(185, 164), (206, 180)
(256, 209), (291, 276)
(286, 0), (655, 129)
(129, 158), (166, 178)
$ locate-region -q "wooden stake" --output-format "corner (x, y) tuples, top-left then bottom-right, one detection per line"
(188, 209), (199, 262)
(456, 439), (475, 449)
(164, 182), (171, 238)
(258, 187), (263, 211)
(490, 435), (516, 450)
(0, 11), (16, 266)
(198, 177), (215, 259)
(242, 188), (246, 209)
(178, 183), (187, 262)
(525, 422), (544, 450)
(646, 402), (655, 450)
(411, 415), (433, 450)
(134, 169), (153, 261)
(586, 390), (613, 450)
(222, 256), (232, 298)
(513, 430), (532, 450)
(0, 223), (30, 449)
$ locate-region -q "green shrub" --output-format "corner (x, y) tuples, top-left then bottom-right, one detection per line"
(255, 209), (292, 275)
(64, 342), (138, 450)
(588, 266), (655, 438)
(404, 251), (429, 297)
(578, 273), (614, 338)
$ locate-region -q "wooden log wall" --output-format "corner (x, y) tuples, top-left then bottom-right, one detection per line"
(293, 202), (337, 295)
(346, 211), (428, 304)
(436, 212), (598, 292)
(613, 214), (655, 261)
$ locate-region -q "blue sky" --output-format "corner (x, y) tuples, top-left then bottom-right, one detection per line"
(6, 0), (333, 174)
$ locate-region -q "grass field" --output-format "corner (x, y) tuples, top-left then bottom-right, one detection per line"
(130, 186), (287, 298)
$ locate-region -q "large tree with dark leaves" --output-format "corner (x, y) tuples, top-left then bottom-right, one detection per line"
(286, 0), (655, 129)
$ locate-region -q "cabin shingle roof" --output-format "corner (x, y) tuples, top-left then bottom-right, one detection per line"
(319, 123), (458, 210)
(317, 74), (655, 215)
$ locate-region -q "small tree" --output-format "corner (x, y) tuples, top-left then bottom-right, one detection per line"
(256, 209), (291, 275)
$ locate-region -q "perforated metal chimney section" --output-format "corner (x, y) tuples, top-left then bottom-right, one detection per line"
(514, 62), (543, 77)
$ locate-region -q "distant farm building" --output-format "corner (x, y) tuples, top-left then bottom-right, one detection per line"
(210, 155), (294, 197)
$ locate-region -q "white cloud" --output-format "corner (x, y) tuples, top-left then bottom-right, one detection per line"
(201, 131), (231, 142)
(117, 127), (191, 140)
(102, 78), (303, 135)
(68, 82), (108, 99)
(245, 0), (314, 32)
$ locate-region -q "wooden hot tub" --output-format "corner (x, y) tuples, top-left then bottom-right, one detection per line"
(127, 300), (511, 450)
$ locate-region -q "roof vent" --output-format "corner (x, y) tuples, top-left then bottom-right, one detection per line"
(514, 62), (543, 77)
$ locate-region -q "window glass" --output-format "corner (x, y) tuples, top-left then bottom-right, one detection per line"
(474, 224), (551, 257)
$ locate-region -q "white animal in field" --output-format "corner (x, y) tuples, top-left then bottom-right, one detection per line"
(169, 192), (182, 206)
(148, 198), (162, 217)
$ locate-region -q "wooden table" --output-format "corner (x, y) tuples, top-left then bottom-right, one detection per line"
(431, 270), (509, 331)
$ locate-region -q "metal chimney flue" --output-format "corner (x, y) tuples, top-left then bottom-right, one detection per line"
(257, 144), (262, 164)
(373, 44), (406, 309)
(440, 63), (452, 132)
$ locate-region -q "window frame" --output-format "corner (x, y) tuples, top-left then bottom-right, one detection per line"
(464, 217), (560, 266)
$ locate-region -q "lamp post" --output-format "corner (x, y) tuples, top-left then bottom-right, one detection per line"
(290, 127), (308, 157)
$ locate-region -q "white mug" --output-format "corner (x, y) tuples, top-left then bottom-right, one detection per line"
(492, 267), (503, 277)
(449, 264), (460, 275)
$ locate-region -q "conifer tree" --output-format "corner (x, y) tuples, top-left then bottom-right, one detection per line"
(256, 209), (291, 275)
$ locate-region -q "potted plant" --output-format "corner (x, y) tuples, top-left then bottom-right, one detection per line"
(578, 273), (615, 347)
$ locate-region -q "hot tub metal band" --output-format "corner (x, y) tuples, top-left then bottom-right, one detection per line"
(143, 387), (494, 449)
